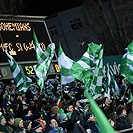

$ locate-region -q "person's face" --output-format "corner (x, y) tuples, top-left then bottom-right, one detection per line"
(122, 109), (127, 116)
(105, 97), (111, 105)
(19, 120), (24, 128)
(1, 117), (6, 125)
(8, 117), (14, 125)
(67, 105), (74, 112)
(50, 119), (58, 128)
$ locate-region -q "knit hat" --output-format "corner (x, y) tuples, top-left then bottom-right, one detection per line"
(14, 118), (23, 127)
(23, 120), (31, 129)
(57, 109), (64, 114)
(0, 115), (4, 122)
(31, 121), (41, 130)
(59, 113), (67, 121)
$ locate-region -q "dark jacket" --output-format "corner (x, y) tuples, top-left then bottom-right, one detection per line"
(115, 114), (133, 133)
(84, 121), (100, 133)
(66, 110), (86, 133)
(12, 127), (26, 133)
(0, 124), (9, 133)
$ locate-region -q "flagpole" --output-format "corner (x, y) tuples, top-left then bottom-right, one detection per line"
(0, 34), (6, 50)
(43, 21), (57, 59)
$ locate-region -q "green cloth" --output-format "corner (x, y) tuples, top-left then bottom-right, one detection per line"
(0, 124), (9, 133)
(120, 41), (133, 84)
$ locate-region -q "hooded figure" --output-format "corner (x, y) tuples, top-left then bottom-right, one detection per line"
(13, 118), (26, 133)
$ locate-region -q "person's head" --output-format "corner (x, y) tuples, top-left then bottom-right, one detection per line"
(102, 97), (111, 105)
(59, 113), (68, 121)
(31, 121), (42, 131)
(14, 118), (24, 128)
(116, 104), (127, 116)
(51, 106), (59, 115)
(50, 119), (58, 128)
(85, 113), (95, 122)
(0, 115), (6, 125)
(66, 104), (74, 112)
(23, 120), (32, 130)
(6, 111), (14, 125)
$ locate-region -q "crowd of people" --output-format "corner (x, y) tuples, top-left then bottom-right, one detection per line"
(0, 74), (133, 133)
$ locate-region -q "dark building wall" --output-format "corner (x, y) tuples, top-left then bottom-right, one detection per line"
(46, 1), (133, 60)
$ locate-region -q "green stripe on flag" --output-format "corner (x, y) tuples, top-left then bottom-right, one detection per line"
(5, 50), (32, 92)
(120, 41), (133, 84)
(58, 43), (75, 84)
(33, 31), (55, 90)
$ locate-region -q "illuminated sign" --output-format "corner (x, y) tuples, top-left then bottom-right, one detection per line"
(0, 18), (51, 63)
(0, 63), (60, 79)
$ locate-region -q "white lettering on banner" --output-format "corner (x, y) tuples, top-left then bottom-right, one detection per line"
(1, 68), (7, 77)
(103, 62), (120, 76)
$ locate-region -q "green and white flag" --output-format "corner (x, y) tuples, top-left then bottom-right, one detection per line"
(69, 42), (103, 94)
(106, 63), (120, 98)
(58, 43), (75, 84)
(33, 31), (55, 90)
(120, 41), (133, 84)
(90, 47), (103, 94)
(5, 51), (32, 92)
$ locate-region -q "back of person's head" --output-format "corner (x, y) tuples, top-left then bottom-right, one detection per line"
(116, 104), (126, 115)
(31, 120), (42, 130)
(23, 120), (32, 129)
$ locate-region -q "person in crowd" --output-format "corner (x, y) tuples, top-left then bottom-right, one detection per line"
(84, 112), (100, 133)
(0, 115), (9, 133)
(13, 117), (26, 133)
(48, 118), (65, 133)
(6, 111), (15, 133)
(125, 101), (133, 125)
(58, 113), (68, 132)
(30, 120), (43, 133)
(115, 104), (133, 132)
(102, 96), (117, 123)
(36, 111), (46, 132)
(65, 106), (86, 133)
(23, 120), (32, 133)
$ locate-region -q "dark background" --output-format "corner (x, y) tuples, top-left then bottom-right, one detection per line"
(24, 0), (82, 16)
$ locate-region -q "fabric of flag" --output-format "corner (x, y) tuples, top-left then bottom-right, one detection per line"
(5, 51), (32, 92)
(58, 43), (75, 84)
(33, 31), (55, 90)
(84, 90), (116, 133)
(105, 63), (120, 98)
(120, 41), (133, 84)
(69, 42), (103, 95)
(90, 48), (103, 94)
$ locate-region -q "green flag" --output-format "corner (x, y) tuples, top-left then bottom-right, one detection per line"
(5, 50), (32, 92)
(58, 43), (75, 84)
(90, 47), (103, 94)
(84, 90), (116, 133)
(105, 63), (120, 98)
(33, 31), (55, 90)
(120, 41), (133, 84)
(69, 42), (103, 94)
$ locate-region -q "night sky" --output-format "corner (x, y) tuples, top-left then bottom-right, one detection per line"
(24, 0), (82, 16)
